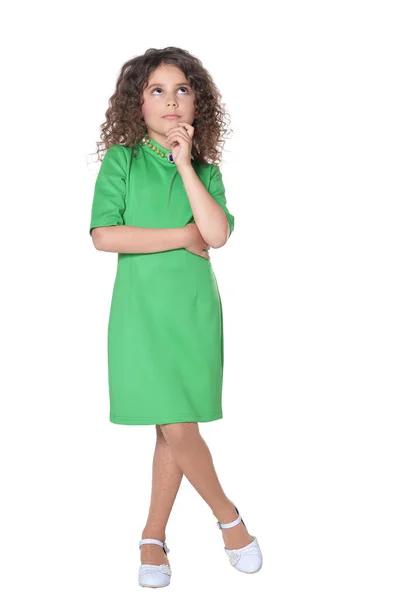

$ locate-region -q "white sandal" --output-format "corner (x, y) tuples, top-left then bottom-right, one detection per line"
(138, 538), (172, 588)
(217, 505), (263, 574)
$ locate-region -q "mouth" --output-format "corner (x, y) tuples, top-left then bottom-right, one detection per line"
(162, 115), (181, 119)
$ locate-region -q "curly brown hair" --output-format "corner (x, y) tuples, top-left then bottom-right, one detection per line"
(89, 47), (233, 166)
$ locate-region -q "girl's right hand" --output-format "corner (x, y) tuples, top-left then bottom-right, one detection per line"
(183, 223), (211, 260)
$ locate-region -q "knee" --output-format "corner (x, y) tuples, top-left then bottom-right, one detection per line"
(159, 422), (199, 447)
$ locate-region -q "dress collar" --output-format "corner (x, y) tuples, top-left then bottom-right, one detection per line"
(140, 134), (177, 166)
(139, 134), (195, 166)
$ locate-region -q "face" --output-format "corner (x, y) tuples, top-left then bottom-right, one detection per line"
(141, 63), (196, 148)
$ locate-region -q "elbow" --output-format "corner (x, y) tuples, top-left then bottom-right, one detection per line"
(91, 228), (106, 251)
(210, 223), (230, 249)
(211, 237), (228, 249)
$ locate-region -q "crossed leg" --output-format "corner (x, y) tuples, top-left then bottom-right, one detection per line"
(140, 422), (254, 567)
(140, 424), (183, 567)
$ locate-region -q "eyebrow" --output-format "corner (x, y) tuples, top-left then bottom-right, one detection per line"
(147, 82), (191, 88)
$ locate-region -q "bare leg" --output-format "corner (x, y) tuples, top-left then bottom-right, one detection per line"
(159, 422), (254, 550)
(140, 424), (184, 566)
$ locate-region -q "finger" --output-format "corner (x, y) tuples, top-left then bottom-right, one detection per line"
(166, 124), (191, 139)
(165, 125), (185, 135)
(177, 122), (195, 137)
(166, 130), (191, 143)
(167, 132), (191, 147)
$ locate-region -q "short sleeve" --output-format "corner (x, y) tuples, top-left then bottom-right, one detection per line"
(208, 164), (235, 237)
(89, 145), (128, 236)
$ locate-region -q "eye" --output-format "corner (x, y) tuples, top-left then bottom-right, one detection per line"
(151, 86), (189, 95)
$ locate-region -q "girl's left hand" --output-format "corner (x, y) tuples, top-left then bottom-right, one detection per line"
(165, 122), (194, 169)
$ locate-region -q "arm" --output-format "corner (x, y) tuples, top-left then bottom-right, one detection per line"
(91, 224), (189, 254)
(179, 164), (230, 248)
(89, 145), (188, 253)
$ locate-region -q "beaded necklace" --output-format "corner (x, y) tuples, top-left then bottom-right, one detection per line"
(140, 134), (175, 163)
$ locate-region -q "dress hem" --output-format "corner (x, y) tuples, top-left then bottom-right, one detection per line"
(109, 411), (223, 425)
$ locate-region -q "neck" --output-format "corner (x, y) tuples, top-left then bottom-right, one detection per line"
(146, 130), (170, 150)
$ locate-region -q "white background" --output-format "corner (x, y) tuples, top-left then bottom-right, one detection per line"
(1, 1), (398, 598)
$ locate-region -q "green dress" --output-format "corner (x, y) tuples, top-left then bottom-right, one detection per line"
(89, 136), (235, 425)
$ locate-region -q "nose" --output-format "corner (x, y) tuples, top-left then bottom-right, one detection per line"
(166, 96), (178, 107)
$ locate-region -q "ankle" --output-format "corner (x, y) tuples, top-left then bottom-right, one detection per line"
(141, 528), (166, 542)
(213, 500), (238, 524)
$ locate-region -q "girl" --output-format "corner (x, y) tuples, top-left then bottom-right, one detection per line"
(89, 47), (262, 588)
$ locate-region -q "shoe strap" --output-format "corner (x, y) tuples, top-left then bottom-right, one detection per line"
(139, 538), (170, 554)
(217, 513), (242, 529)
